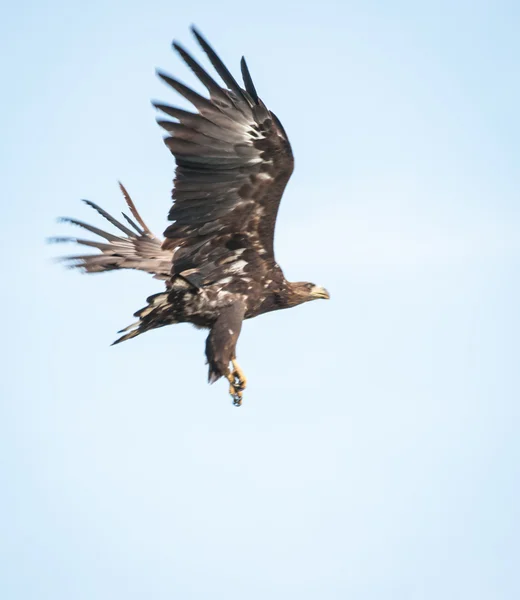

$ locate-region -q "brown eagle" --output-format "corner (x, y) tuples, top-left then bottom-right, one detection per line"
(54, 27), (329, 405)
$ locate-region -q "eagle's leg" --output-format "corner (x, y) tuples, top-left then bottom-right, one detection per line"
(205, 300), (246, 406)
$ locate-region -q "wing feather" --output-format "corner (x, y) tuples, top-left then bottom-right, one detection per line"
(240, 57), (259, 104)
(157, 28), (294, 288)
(190, 26), (252, 109)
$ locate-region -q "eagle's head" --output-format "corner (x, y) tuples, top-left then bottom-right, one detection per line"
(288, 282), (330, 306)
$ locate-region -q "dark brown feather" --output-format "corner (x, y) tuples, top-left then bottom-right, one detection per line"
(157, 28), (294, 291)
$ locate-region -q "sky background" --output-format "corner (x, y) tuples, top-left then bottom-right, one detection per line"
(1, 0), (519, 598)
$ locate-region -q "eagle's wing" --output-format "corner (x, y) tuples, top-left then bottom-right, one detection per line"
(156, 27), (294, 288)
(52, 184), (173, 280)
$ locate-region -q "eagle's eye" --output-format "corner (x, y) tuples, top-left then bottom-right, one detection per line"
(306, 283), (314, 290)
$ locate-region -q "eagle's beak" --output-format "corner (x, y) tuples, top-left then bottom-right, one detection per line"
(312, 285), (330, 300)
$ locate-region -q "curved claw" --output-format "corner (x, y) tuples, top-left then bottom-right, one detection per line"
(228, 381), (243, 406)
(233, 378), (246, 392)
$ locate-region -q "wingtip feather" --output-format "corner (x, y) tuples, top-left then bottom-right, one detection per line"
(118, 182), (153, 236)
(240, 56), (259, 104)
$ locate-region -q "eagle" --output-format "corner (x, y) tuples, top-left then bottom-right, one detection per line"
(54, 27), (330, 405)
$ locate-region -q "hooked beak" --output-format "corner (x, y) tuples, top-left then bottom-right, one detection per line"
(312, 285), (330, 300)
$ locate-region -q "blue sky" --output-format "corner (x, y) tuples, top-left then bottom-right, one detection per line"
(1, 1), (519, 598)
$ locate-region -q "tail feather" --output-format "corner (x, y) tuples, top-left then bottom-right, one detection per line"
(50, 185), (173, 280)
(111, 292), (176, 344)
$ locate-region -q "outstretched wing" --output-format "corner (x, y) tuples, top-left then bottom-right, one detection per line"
(155, 27), (294, 288)
(52, 184), (173, 280)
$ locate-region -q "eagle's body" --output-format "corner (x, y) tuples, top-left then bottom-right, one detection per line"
(55, 27), (329, 404)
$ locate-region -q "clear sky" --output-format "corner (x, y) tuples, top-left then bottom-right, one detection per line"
(1, 1), (519, 598)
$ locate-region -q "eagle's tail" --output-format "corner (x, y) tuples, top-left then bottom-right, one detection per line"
(50, 183), (173, 280)
(111, 291), (177, 344)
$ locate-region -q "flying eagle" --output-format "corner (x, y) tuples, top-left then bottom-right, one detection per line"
(54, 27), (330, 405)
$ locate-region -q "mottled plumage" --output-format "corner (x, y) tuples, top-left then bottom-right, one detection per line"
(53, 27), (329, 405)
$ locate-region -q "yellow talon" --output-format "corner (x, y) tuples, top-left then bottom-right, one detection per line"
(226, 361), (247, 406)
(231, 359), (247, 391)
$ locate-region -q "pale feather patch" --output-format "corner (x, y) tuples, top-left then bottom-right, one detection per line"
(228, 260), (247, 274)
(256, 172), (273, 182)
(217, 276), (233, 285)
